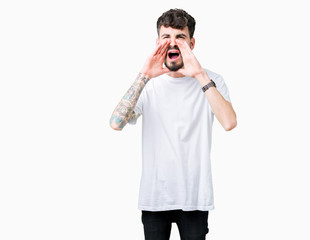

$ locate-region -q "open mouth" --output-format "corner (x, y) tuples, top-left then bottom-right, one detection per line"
(167, 50), (180, 61)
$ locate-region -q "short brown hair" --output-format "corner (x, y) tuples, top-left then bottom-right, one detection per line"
(157, 9), (196, 38)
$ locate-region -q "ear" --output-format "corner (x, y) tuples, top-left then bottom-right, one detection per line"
(190, 37), (195, 50)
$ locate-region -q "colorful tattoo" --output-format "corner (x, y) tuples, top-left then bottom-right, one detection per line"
(110, 73), (149, 130)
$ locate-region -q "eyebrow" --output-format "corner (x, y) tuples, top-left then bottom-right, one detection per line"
(176, 34), (187, 38)
(161, 33), (188, 38)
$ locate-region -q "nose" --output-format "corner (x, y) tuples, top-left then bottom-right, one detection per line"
(169, 38), (177, 47)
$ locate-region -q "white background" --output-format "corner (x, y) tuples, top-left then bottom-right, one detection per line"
(1, 0), (309, 239)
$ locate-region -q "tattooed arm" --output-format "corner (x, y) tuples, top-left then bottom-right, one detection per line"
(109, 39), (171, 131)
(109, 73), (149, 131)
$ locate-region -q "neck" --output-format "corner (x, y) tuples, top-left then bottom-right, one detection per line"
(167, 72), (186, 78)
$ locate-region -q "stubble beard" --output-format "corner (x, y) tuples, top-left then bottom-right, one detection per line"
(164, 57), (184, 72)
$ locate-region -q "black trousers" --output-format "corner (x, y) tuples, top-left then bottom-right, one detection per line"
(141, 210), (209, 240)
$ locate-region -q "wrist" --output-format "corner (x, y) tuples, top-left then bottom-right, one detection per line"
(139, 67), (152, 80)
(194, 70), (211, 87)
(202, 79), (216, 92)
(137, 72), (150, 85)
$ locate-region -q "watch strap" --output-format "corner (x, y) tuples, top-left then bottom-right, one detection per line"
(202, 80), (216, 92)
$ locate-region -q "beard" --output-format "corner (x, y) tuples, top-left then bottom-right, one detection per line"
(164, 59), (184, 72)
(164, 46), (184, 71)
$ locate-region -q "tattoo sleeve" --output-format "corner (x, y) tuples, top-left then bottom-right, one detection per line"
(109, 73), (149, 130)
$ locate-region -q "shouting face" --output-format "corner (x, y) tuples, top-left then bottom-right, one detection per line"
(157, 26), (195, 72)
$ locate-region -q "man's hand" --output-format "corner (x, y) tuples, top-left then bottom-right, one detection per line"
(175, 40), (237, 131)
(176, 39), (205, 80)
(140, 40), (171, 79)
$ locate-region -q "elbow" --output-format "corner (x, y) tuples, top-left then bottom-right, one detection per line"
(223, 118), (237, 131)
(110, 123), (122, 131)
(109, 116), (124, 131)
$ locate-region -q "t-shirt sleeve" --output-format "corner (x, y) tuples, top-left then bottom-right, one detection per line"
(127, 94), (143, 125)
(213, 74), (231, 103)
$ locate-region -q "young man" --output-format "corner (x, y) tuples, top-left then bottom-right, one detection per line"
(110, 9), (237, 240)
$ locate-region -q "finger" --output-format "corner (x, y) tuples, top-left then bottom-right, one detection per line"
(156, 43), (169, 65)
(153, 41), (164, 56)
(176, 39), (191, 56)
(175, 40), (187, 58)
(176, 39), (191, 50)
(158, 40), (170, 56)
(153, 39), (169, 56)
(159, 53), (166, 64)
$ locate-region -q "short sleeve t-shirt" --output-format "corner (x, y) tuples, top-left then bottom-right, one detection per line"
(128, 68), (231, 211)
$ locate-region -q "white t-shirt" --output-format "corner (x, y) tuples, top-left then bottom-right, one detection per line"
(128, 68), (231, 211)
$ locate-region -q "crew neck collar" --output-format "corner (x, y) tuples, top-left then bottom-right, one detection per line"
(164, 73), (192, 82)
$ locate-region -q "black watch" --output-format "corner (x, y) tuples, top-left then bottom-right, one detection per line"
(202, 80), (216, 92)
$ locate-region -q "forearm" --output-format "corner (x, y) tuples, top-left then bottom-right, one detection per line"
(109, 73), (149, 131)
(195, 71), (237, 131)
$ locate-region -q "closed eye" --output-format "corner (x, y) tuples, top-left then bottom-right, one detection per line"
(161, 34), (170, 39)
(176, 34), (187, 39)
